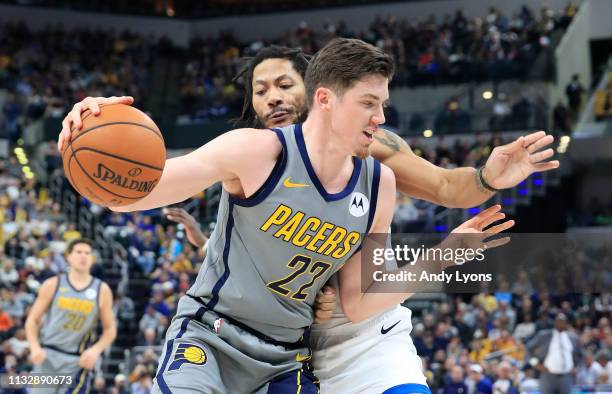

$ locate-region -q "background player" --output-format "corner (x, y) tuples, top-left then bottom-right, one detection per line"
(25, 238), (116, 393)
(60, 44), (555, 393)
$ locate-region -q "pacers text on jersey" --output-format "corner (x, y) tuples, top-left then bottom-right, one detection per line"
(260, 204), (361, 259)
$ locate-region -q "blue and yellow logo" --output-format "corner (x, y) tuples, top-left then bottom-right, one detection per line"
(168, 343), (207, 371)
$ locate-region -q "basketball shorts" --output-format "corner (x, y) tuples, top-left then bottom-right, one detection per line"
(310, 305), (430, 394)
(30, 347), (92, 394)
(152, 295), (319, 393)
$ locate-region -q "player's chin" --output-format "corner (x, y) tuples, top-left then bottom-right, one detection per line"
(355, 145), (371, 159)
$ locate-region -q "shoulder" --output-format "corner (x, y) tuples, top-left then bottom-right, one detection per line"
(224, 128), (283, 152)
(215, 128), (284, 163)
(98, 282), (114, 303)
(39, 275), (60, 294)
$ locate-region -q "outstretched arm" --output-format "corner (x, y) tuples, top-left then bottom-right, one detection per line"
(370, 129), (559, 208)
(57, 96), (282, 213)
(339, 167), (514, 322)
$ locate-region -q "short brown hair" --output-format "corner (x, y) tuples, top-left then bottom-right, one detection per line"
(66, 238), (94, 255)
(304, 38), (394, 109)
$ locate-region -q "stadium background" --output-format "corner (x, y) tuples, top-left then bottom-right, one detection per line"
(0, 0), (611, 392)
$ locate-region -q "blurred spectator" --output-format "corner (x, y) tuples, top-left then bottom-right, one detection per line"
(577, 350), (603, 386)
(492, 361), (518, 394)
(92, 375), (107, 394)
(62, 222), (82, 242)
(468, 364), (493, 394)
(113, 373), (128, 394)
(7, 328), (29, 358)
(490, 94), (512, 131)
(0, 258), (19, 286)
(0, 304), (14, 338)
(565, 74), (584, 117)
(139, 305), (163, 335)
(2, 92), (22, 142)
(553, 100), (572, 134)
(443, 365), (468, 394)
(526, 313), (582, 394)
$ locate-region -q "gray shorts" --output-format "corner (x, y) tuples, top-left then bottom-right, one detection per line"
(152, 295), (319, 393)
(30, 348), (92, 394)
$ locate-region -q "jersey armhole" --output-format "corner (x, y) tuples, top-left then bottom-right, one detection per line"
(365, 159), (381, 234)
(96, 280), (104, 309)
(46, 274), (62, 322)
(350, 159), (381, 256)
(228, 128), (288, 207)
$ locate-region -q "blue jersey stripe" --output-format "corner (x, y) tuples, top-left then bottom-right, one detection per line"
(156, 318), (191, 394)
(229, 128), (288, 207)
(206, 200), (235, 310)
(295, 123), (362, 202)
(366, 159), (381, 233)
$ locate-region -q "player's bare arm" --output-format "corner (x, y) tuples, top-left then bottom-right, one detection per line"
(370, 128), (559, 208)
(339, 166), (515, 323)
(79, 282), (116, 370)
(25, 276), (58, 365)
(164, 208), (208, 249)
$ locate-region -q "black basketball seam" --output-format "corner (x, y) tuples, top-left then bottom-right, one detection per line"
(73, 147), (164, 171)
(69, 103), (155, 134)
(71, 104), (128, 130)
(70, 121), (163, 147)
(72, 151), (155, 201)
(66, 145), (85, 198)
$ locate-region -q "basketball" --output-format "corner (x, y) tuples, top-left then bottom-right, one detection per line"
(61, 104), (166, 207)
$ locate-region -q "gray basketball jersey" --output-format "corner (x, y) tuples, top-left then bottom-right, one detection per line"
(187, 123), (381, 343)
(39, 274), (101, 354)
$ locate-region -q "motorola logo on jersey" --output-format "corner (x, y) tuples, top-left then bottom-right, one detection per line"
(85, 288), (97, 300)
(349, 192), (369, 217)
(168, 343), (207, 371)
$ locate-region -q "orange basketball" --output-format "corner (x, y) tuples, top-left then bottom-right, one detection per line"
(62, 104), (166, 207)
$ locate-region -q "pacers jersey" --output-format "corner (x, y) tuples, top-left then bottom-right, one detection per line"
(39, 274), (101, 354)
(187, 123), (381, 343)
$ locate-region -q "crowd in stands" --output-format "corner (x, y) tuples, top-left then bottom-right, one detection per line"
(1, 21), (156, 143)
(393, 132), (509, 232)
(1, 2), (577, 129)
(179, 2), (576, 120)
(0, 157), (104, 380)
(414, 290), (612, 393)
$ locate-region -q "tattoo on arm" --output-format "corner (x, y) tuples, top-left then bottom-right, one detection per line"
(373, 130), (401, 152)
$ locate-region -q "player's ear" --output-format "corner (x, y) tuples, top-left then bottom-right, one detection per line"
(314, 87), (332, 110)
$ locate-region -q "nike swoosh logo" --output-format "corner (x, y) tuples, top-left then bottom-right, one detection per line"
(295, 352), (311, 362)
(283, 177), (310, 188)
(381, 320), (401, 335)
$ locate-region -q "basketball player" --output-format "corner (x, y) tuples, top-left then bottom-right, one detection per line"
(59, 44), (555, 393)
(25, 238), (116, 393)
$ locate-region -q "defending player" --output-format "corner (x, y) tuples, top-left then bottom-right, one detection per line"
(59, 43), (556, 393)
(25, 238), (116, 393)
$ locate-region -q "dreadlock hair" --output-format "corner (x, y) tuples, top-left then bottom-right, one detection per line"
(233, 45), (310, 127)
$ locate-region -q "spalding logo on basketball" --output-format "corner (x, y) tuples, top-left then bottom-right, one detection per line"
(349, 192), (369, 217)
(92, 163), (159, 194)
(62, 104), (166, 207)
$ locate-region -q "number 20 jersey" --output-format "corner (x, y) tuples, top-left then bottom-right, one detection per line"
(39, 273), (101, 354)
(187, 123), (381, 343)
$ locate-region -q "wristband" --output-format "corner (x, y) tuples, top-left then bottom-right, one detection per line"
(478, 166), (498, 193)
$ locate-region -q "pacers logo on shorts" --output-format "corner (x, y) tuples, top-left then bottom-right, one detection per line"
(168, 343), (207, 371)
